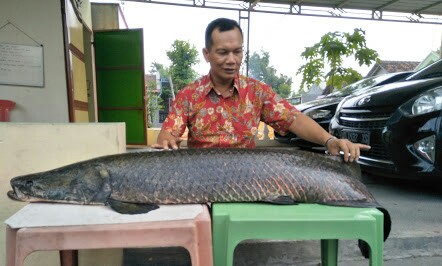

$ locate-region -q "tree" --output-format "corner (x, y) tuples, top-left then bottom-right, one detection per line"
(151, 62), (174, 102)
(166, 40), (199, 94)
(328, 68), (362, 89)
(297, 28), (379, 93)
(145, 78), (164, 128)
(248, 50), (292, 98)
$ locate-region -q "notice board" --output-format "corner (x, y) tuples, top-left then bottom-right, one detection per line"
(0, 43), (44, 87)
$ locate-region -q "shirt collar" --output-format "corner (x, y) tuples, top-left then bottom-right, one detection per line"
(202, 72), (240, 96)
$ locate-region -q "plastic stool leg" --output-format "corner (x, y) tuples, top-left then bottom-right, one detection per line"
(321, 239), (338, 266)
(368, 210), (384, 266)
(368, 239), (384, 266)
(60, 250), (78, 266)
(226, 242), (237, 266)
(5, 226), (17, 266)
(212, 214), (228, 266)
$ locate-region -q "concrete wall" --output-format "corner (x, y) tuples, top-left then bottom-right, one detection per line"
(0, 0), (92, 123)
(0, 0), (69, 122)
(0, 123), (126, 265)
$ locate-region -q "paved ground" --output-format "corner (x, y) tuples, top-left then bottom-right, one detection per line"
(124, 173), (442, 266)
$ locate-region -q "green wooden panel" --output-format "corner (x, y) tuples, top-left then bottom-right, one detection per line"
(94, 29), (146, 145)
(96, 69), (144, 107)
(94, 30), (143, 67)
(99, 110), (146, 145)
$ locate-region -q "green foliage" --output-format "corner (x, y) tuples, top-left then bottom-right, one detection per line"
(151, 62), (167, 77)
(277, 83), (292, 99)
(149, 40), (198, 108)
(297, 28), (379, 93)
(326, 68), (363, 89)
(249, 50), (292, 98)
(166, 40), (199, 92)
(297, 59), (324, 93)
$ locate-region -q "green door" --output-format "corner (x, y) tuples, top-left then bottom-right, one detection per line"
(94, 29), (147, 145)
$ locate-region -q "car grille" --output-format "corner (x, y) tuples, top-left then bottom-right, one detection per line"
(339, 112), (391, 129)
(338, 109), (392, 161)
(364, 142), (391, 160)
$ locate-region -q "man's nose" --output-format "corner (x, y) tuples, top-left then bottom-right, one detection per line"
(226, 52), (236, 62)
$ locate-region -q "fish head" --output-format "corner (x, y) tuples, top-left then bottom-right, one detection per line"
(8, 163), (111, 205)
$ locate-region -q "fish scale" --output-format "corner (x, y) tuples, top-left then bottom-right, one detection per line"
(98, 148), (370, 206)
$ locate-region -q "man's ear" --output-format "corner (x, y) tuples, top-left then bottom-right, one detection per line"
(202, 48), (209, 62)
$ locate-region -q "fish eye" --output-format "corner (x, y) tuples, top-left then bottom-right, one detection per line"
(25, 180), (33, 187)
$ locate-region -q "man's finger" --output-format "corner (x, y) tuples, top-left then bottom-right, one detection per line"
(161, 140), (171, 150)
(360, 144), (371, 151)
(151, 143), (164, 149)
(169, 139), (179, 150)
(341, 142), (351, 162)
(354, 146), (360, 161)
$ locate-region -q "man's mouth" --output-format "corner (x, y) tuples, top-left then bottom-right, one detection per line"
(224, 68), (236, 74)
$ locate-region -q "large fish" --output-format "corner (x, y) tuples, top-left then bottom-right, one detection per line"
(8, 148), (391, 247)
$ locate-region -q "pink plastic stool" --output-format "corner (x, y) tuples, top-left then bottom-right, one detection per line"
(5, 204), (213, 266)
(0, 100), (16, 121)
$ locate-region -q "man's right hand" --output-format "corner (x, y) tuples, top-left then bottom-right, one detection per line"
(151, 130), (183, 150)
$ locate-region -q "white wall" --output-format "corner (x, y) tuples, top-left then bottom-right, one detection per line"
(0, 0), (69, 122)
(0, 122), (126, 266)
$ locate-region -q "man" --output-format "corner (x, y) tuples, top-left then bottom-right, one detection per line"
(152, 17), (370, 162)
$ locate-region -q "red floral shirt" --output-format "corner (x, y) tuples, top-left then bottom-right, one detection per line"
(161, 74), (299, 148)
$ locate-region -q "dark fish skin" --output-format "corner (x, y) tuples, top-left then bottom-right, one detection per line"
(110, 149), (371, 206)
(8, 148), (391, 243)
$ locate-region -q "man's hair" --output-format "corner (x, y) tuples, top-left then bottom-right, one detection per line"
(205, 18), (243, 48)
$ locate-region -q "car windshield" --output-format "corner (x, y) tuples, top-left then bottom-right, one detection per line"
(326, 74), (395, 98)
(406, 59), (442, 80)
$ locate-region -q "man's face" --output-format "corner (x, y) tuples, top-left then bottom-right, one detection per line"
(203, 27), (243, 82)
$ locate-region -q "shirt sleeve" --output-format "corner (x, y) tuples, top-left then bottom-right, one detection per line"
(260, 84), (300, 136)
(161, 89), (189, 138)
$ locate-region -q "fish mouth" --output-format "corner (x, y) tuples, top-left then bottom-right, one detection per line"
(8, 188), (103, 205)
(7, 190), (26, 201)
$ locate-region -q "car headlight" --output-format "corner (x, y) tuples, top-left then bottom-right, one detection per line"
(305, 109), (332, 120)
(403, 87), (442, 116)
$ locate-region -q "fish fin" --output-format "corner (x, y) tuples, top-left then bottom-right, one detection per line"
(107, 199), (159, 214)
(264, 195), (298, 205)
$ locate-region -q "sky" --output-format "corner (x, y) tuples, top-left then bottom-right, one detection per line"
(119, 1), (442, 93)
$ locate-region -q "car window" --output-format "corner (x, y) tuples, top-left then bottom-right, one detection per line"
(406, 59), (442, 80)
(327, 73), (407, 97)
(327, 77), (376, 97)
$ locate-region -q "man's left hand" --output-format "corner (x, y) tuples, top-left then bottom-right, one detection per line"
(326, 138), (371, 162)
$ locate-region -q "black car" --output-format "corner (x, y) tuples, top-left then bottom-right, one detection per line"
(329, 59), (442, 180)
(275, 71), (413, 149)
